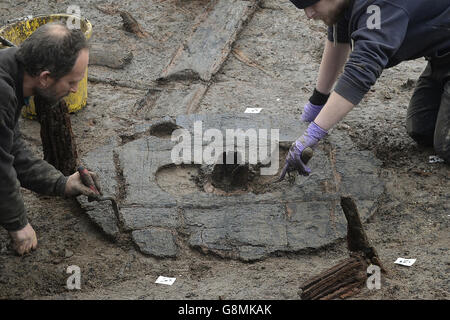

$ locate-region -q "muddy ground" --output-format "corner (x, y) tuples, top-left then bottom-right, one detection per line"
(0, 0), (448, 300)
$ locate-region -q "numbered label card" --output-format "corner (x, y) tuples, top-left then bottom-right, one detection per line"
(245, 108), (262, 114)
(155, 276), (176, 285)
(429, 155), (445, 163)
(394, 258), (416, 267)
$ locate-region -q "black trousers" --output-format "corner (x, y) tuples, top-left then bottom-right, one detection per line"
(406, 54), (450, 162)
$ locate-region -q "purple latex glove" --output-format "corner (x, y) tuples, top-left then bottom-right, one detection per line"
(279, 121), (328, 181)
(301, 101), (324, 123)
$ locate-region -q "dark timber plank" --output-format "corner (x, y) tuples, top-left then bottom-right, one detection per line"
(160, 0), (259, 81)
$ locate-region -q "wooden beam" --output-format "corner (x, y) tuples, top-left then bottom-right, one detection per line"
(160, 0), (259, 81)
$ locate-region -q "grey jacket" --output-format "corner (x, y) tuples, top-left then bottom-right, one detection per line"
(0, 47), (67, 231)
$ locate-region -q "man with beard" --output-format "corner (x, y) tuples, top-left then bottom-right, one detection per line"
(0, 23), (101, 255)
(280, 0), (450, 179)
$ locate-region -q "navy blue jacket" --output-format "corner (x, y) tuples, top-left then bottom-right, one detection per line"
(327, 0), (450, 105)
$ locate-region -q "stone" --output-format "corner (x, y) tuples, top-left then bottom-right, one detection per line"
(132, 228), (178, 257)
(121, 207), (178, 231)
(79, 199), (120, 240)
(78, 137), (121, 239)
(89, 43), (133, 69)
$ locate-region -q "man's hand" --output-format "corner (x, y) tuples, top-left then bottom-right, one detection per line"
(65, 170), (102, 198)
(9, 223), (37, 256)
(279, 122), (328, 181)
(301, 101), (325, 123)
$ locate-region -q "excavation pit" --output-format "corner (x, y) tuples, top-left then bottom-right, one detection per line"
(207, 154), (252, 195)
(149, 121), (181, 139)
(156, 164), (201, 196)
(156, 148), (291, 197)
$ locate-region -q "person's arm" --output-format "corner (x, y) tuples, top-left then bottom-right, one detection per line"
(11, 123), (68, 197)
(11, 123), (103, 199)
(301, 39), (350, 122)
(314, 92), (354, 130)
(316, 39), (351, 95)
(301, 39), (350, 123)
(281, 3), (411, 178)
(314, 3), (410, 131)
(0, 86), (28, 231)
(0, 88), (66, 231)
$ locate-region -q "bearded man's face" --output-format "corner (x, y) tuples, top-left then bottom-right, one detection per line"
(304, 0), (349, 27)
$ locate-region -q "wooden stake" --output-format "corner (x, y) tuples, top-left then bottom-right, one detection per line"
(35, 97), (78, 176)
(299, 196), (384, 300)
(120, 11), (149, 39)
(341, 196), (385, 272)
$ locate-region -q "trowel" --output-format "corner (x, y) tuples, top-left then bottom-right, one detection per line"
(272, 146), (314, 184)
(77, 166), (121, 221)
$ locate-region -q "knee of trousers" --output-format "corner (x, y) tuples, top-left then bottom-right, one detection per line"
(406, 118), (434, 146)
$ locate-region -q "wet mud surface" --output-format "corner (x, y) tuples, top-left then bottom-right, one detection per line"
(0, 0), (448, 300)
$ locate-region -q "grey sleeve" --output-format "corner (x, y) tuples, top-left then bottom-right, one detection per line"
(11, 122), (68, 198)
(334, 4), (410, 105)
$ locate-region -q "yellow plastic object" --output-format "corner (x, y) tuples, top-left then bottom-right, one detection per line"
(0, 14), (92, 118)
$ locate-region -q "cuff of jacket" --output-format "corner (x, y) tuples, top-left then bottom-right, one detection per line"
(1, 214), (28, 232)
(55, 175), (69, 197)
(309, 88), (330, 106)
(334, 77), (366, 106)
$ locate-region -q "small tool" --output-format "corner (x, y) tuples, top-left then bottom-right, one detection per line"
(77, 166), (121, 221)
(272, 146), (314, 184)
